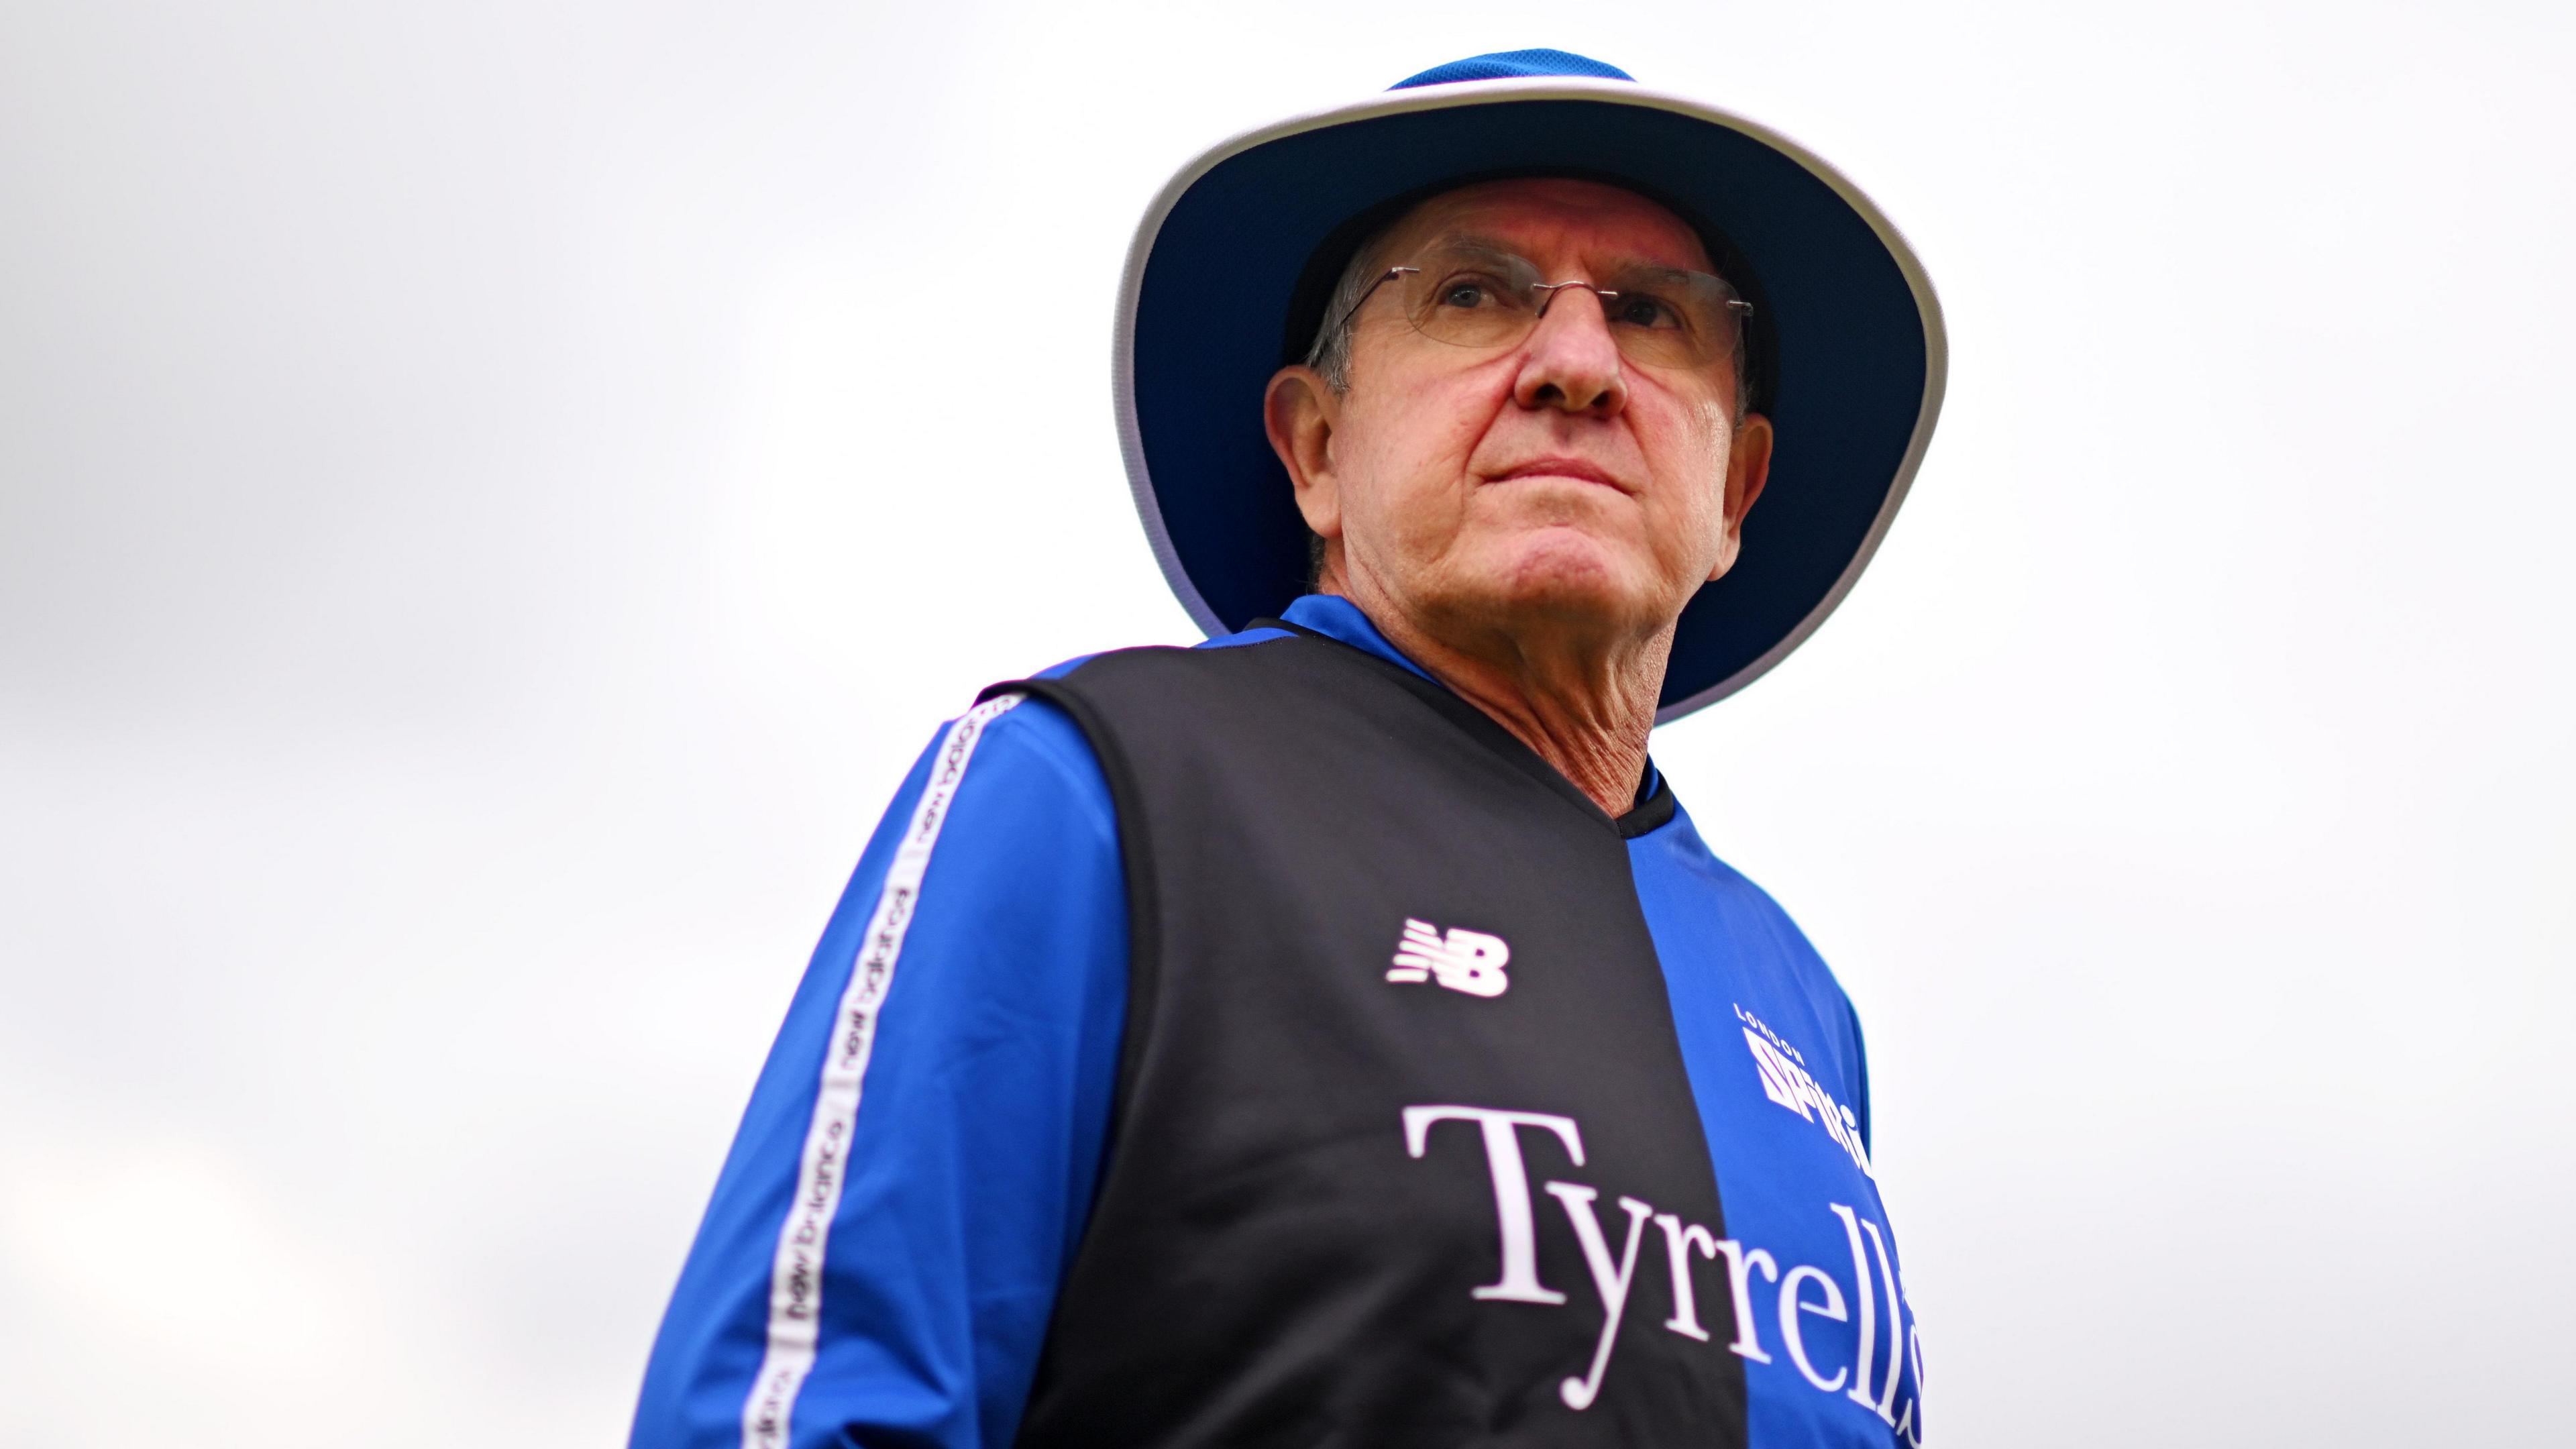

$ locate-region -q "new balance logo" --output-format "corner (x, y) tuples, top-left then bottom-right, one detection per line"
(1388, 918), (1511, 998)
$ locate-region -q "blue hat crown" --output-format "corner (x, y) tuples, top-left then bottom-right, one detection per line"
(1391, 50), (1633, 90)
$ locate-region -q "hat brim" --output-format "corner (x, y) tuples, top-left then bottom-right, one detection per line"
(1113, 76), (1947, 722)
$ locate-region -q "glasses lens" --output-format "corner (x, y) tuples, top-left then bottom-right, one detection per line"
(1395, 250), (1542, 349)
(1599, 268), (1747, 371)
(1379, 249), (1750, 380)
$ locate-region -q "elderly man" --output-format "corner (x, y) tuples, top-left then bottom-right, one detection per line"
(633, 50), (1945, 1449)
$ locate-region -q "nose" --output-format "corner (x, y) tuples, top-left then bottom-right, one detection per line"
(1511, 285), (1627, 417)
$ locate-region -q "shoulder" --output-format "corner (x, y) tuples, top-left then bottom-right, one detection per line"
(949, 624), (1300, 830)
(1005, 626), (1410, 741)
(911, 686), (1118, 848)
(975, 688), (1105, 786)
(1707, 848), (1856, 1025)
(1630, 806), (1867, 1040)
(1632, 804), (1826, 956)
(1694, 845), (1821, 957)
(983, 630), (1319, 759)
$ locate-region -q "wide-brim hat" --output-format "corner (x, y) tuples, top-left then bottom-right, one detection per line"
(1114, 50), (1946, 721)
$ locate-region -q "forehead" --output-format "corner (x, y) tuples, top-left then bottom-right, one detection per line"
(1375, 178), (1713, 273)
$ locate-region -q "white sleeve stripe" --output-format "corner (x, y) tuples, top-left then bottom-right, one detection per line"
(739, 692), (1026, 1449)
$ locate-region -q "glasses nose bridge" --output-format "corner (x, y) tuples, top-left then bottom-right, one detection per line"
(1527, 278), (1612, 321)
(1523, 280), (1625, 360)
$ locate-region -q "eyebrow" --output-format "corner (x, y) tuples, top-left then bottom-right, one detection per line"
(1416, 231), (1707, 278)
(1421, 232), (1518, 259)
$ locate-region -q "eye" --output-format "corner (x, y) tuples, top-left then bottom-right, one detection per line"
(1433, 272), (1510, 310)
(1609, 292), (1683, 329)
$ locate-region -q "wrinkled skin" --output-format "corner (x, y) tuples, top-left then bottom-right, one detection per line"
(1264, 178), (1774, 814)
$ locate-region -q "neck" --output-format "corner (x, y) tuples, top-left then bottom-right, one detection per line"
(1326, 581), (1666, 818)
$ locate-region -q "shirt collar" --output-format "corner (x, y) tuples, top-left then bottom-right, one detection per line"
(1278, 594), (1436, 683)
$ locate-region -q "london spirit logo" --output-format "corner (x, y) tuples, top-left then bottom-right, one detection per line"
(1387, 918), (1511, 997)
(1736, 1004), (1873, 1178)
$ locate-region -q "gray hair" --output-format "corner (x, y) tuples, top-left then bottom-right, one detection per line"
(1301, 237), (1389, 395)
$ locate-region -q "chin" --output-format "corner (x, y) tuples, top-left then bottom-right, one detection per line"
(1474, 529), (1652, 628)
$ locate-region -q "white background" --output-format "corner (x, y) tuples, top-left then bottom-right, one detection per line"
(3, 2), (2570, 1444)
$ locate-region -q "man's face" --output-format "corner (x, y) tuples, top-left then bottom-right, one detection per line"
(1266, 178), (1773, 647)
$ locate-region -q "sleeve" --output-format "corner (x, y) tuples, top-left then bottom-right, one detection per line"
(628, 693), (1128, 1449)
(1840, 991), (1872, 1159)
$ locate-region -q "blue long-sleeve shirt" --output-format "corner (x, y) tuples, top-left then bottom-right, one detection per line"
(632, 596), (1923, 1449)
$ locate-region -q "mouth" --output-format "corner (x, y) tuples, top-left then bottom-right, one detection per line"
(1483, 457), (1633, 494)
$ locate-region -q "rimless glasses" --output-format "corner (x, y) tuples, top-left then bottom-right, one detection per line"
(1323, 244), (1754, 376)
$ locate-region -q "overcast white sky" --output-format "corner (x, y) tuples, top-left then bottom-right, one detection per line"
(3, 1), (2571, 1445)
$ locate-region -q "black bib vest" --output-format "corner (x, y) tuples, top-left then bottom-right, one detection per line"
(985, 627), (1749, 1448)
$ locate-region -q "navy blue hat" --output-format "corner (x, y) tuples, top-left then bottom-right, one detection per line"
(1114, 50), (1947, 720)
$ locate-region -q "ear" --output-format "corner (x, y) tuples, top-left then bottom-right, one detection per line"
(1705, 411), (1775, 583)
(1265, 365), (1343, 545)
